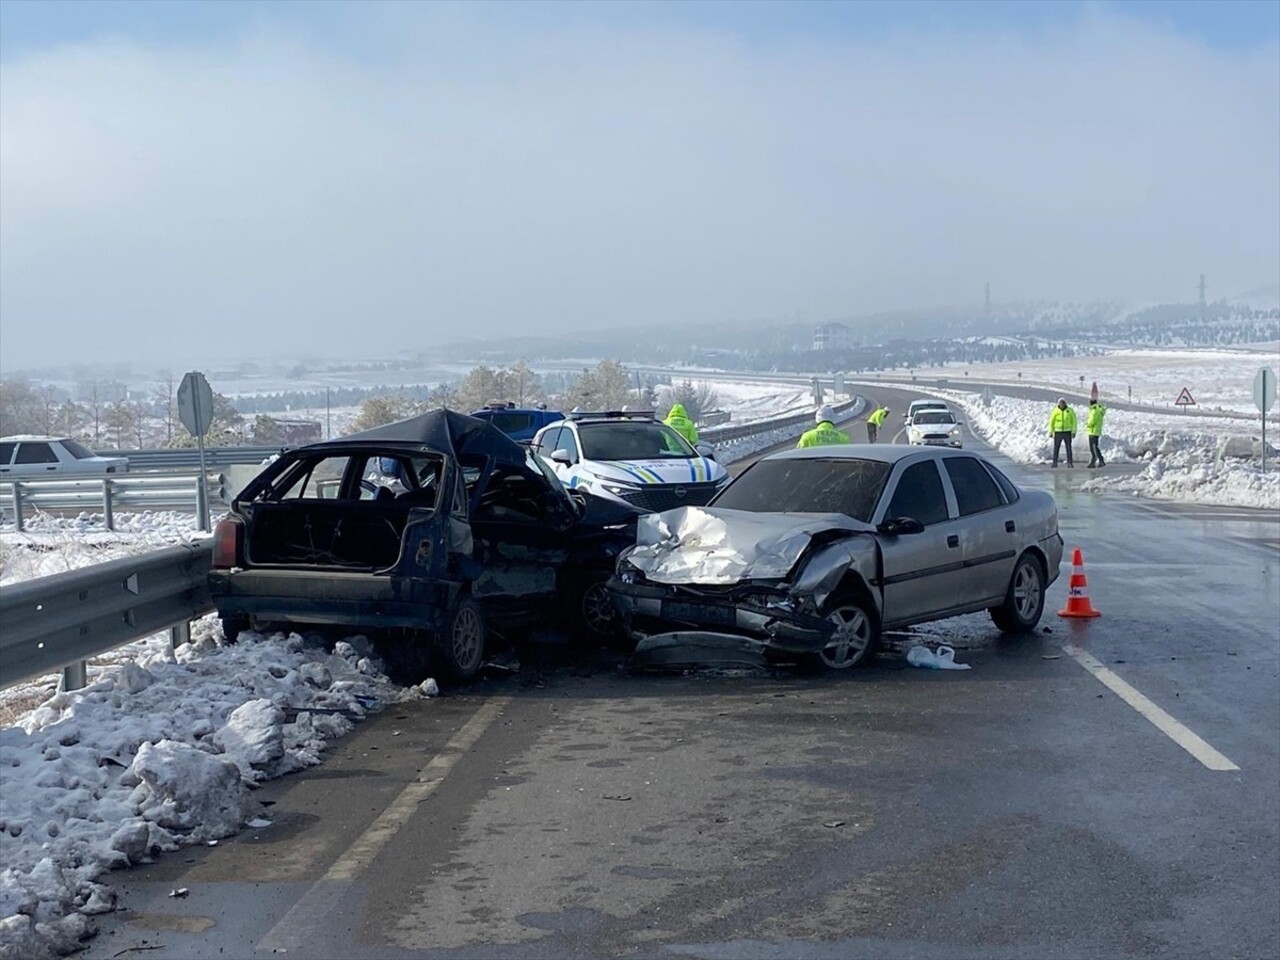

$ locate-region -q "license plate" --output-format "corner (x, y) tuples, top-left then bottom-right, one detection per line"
(662, 600), (737, 627)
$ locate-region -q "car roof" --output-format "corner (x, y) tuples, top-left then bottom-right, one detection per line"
(0, 435), (72, 442)
(763, 444), (979, 465)
(908, 400), (948, 408)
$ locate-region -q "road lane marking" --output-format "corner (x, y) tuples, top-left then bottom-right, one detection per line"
(258, 695), (512, 952)
(324, 695), (512, 880)
(1063, 645), (1239, 772)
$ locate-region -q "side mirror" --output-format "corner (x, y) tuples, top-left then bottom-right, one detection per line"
(695, 442), (716, 461)
(877, 516), (925, 536)
(551, 449), (573, 465)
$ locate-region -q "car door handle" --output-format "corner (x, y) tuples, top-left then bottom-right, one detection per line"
(947, 534), (960, 548)
(46, 466), (57, 471)
(1005, 520), (1016, 533)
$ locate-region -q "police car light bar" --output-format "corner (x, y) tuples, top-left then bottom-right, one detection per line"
(566, 409), (656, 420)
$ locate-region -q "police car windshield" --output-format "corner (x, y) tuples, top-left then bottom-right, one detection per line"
(579, 421), (696, 460)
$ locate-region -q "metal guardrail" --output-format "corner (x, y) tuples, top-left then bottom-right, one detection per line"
(94, 446), (281, 470)
(1, 472), (225, 531)
(701, 397), (861, 443)
(0, 543), (214, 691)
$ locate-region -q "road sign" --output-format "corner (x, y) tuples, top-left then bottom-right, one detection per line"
(177, 371), (214, 533)
(178, 371), (214, 437)
(1174, 387), (1196, 407)
(1253, 367), (1276, 413)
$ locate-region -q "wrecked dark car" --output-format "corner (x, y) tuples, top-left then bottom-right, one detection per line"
(608, 446), (1062, 671)
(209, 410), (640, 679)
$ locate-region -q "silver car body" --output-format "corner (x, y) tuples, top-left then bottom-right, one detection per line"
(611, 445), (1062, 653)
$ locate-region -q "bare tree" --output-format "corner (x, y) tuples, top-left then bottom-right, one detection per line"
(155, 373), (176, 444)
(660, 380), (720, 423)
(567, 360), (633, 410)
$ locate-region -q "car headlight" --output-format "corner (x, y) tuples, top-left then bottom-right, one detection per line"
(949, 427), (960, 435)
(601, 481), (639, 495)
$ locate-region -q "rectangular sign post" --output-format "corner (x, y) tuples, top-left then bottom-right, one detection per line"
(1255, 368), (1277, 473)
(177, 371), (215, 532)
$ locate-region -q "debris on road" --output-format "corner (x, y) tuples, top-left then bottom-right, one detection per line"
(602, 794), (632, 802)
(906, 645), (972, 670)
(167, 887), (189, 899)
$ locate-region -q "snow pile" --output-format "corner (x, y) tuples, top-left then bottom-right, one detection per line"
(918, 389), (1280, 510)
(1, 511), (207, 587)
(0, 623), (419, 959)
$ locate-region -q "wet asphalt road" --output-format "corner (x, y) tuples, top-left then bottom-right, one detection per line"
(85, 387), (1279, 960)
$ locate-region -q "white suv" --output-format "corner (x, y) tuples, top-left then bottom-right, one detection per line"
(531, 412), (729, 513)
(903, 400), (950, 426)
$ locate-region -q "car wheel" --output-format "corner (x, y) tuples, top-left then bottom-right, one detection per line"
(989, 554), (1045, 633)
(439, 597), (486, 681)
(814, 593), (878, 670)
(219, 616), (249, 644)
(577, 578), (619, 640)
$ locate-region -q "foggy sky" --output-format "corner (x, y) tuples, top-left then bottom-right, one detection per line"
(1, 4), (1277, 369)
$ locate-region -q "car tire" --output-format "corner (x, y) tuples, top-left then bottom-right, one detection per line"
(574, 577), (619, 642)
(989, 553), (1046, 633)
(219, 616), (249, 644)
(438, 597), (486, 681)
(813, 592), (878, 670)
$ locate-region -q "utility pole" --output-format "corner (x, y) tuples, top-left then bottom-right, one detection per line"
(984, 282), (991, 317)
(1199, 273), (1207, 318)
(326, 387), (332, 440)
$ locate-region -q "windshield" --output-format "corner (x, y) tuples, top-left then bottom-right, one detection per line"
(579, 421), (696, 460)
(62, 439), (97, 459)
(711, 458), (891, 522)
(913, 411), (956, 425)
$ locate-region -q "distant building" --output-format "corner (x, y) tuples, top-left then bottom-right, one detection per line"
(812, 321), (852, 352)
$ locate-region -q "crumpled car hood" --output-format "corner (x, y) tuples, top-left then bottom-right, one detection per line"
(627, 507), (872, 584)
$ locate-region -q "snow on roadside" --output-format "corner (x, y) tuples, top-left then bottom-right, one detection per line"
(0, 622), (424, 960)
(1, 511), (207, 587)
(906, 387), (1280, 511)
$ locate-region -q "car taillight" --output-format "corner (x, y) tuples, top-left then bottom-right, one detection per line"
(212, 517), (243, 569)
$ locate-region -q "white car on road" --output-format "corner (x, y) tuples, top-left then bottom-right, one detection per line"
(0, 436), (129, 478)
(531, 412), (730, 513)
(906, 410), (964, 448)
(903, 399), (950, 426)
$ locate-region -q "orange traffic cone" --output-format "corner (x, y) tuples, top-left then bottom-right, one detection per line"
(1058, 547), (1101, 618)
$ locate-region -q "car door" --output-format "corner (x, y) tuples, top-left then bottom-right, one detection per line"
(12, 442), (61, 477)
(941, 455), (1021, 606)
(874, 458), (969, 627)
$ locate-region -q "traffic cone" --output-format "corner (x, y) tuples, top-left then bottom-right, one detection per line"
(1058, 547), (1101, 619)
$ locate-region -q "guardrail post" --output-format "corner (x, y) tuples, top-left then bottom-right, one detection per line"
(60, 660), (87, 692)
(102, 478), (115, 531)
(169, 620), (191, 653)
(196, 473), (211, 532)
(11, 482), (24, 532)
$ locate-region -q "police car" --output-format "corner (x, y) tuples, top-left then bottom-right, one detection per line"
(531, 410), (729, 513)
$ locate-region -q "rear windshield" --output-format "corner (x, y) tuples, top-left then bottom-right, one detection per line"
(711, 458), (891, 522)
(579, 422), (695, 461)
(62, 439), (97, 459)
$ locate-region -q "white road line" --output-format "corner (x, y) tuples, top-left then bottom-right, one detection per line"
(1063, 645), (1239, 772)
(258, 695), (513, 952)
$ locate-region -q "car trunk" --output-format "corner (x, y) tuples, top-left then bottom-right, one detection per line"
(243, 502), (410, 570)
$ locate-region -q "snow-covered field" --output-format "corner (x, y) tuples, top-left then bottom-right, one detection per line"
(903, 346), (1279, 414)
(705, 380), (815, 424)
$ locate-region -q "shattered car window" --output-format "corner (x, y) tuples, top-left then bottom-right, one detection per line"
(711, 458), (891, 522)
(579, 422), (696, 460)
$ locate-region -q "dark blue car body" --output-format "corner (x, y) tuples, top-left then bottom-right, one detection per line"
(469, 406), (565, 443)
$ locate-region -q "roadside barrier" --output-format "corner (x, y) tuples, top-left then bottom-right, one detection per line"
(1058, 547), (1101, 618)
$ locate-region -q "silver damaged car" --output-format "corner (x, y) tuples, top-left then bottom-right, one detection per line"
(608, 446), (1063, 670)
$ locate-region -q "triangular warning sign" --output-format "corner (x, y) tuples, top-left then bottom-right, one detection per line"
(1174, 387), (1196, 406)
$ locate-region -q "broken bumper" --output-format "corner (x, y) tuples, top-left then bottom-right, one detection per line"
(607, 578), (836, 658)
(209, 568), (458, 631)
